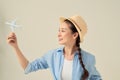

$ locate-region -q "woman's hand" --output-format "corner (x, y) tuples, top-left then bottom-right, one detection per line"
(7, 32), (18, 48)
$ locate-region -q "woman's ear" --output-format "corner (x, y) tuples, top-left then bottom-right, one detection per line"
(73, 32), (79, 39)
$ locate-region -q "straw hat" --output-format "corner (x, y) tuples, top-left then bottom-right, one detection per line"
(59, 15), (88, 43)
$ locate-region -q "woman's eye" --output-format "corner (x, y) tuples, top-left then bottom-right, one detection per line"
(58, 29), (65, 32)
(61, 30), (65, 32)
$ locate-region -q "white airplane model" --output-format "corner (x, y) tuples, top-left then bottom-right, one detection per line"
(6, 19), (21, 32)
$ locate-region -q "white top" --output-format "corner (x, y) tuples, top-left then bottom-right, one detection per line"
(61, 58), (73, 80)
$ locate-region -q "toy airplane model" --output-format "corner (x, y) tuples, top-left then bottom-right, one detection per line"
(6, 19), (21, 32)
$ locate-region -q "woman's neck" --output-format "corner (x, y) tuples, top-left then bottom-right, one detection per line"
(63, 45), (78, 60)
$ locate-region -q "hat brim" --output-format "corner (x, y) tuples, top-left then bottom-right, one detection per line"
(59, 17), (83, 43)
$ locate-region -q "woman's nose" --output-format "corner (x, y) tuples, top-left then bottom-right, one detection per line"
(58, 32), (61, 37)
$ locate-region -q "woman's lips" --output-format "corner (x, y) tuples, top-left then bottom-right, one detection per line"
(59, 38), (63, 41)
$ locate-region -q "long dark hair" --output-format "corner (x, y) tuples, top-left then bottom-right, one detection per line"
(64, 19), (89, 80)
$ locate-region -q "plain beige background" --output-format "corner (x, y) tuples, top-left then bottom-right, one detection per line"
(0, 0), (120, 80)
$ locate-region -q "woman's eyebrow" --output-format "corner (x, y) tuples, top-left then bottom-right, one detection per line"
(59, 28), (67, 30)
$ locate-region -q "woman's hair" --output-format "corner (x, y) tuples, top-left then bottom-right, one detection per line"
(64, 19), (89, 80)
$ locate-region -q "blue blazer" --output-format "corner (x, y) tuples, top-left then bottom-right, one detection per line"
(25, 47), (102, 80)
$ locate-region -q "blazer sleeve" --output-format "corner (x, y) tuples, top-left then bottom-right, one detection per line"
(24, 51), (52, 74)
(88, 55), (102, 80)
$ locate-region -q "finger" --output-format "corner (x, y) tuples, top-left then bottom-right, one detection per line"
(8, 37), (16, 40)
(8, 32), (16, 37)
(8, 38), (15, 41)
(8, 35), (16, 39)
(7, 39), (15, 43)
(10, 33), (16, 37)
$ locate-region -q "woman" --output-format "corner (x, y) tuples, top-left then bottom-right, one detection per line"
(7, 15), (102, 80)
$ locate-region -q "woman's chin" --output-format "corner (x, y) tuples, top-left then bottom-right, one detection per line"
(58, 42), (65, 45)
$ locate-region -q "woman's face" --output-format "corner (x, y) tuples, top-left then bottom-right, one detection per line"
(58, 22), (77, 45)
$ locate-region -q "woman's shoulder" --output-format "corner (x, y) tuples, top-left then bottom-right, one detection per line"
(81, 49), (96, 65)
(44, 47), (64, 56)
(81, 49), (95, 58)
(47, 47), (63, 53)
